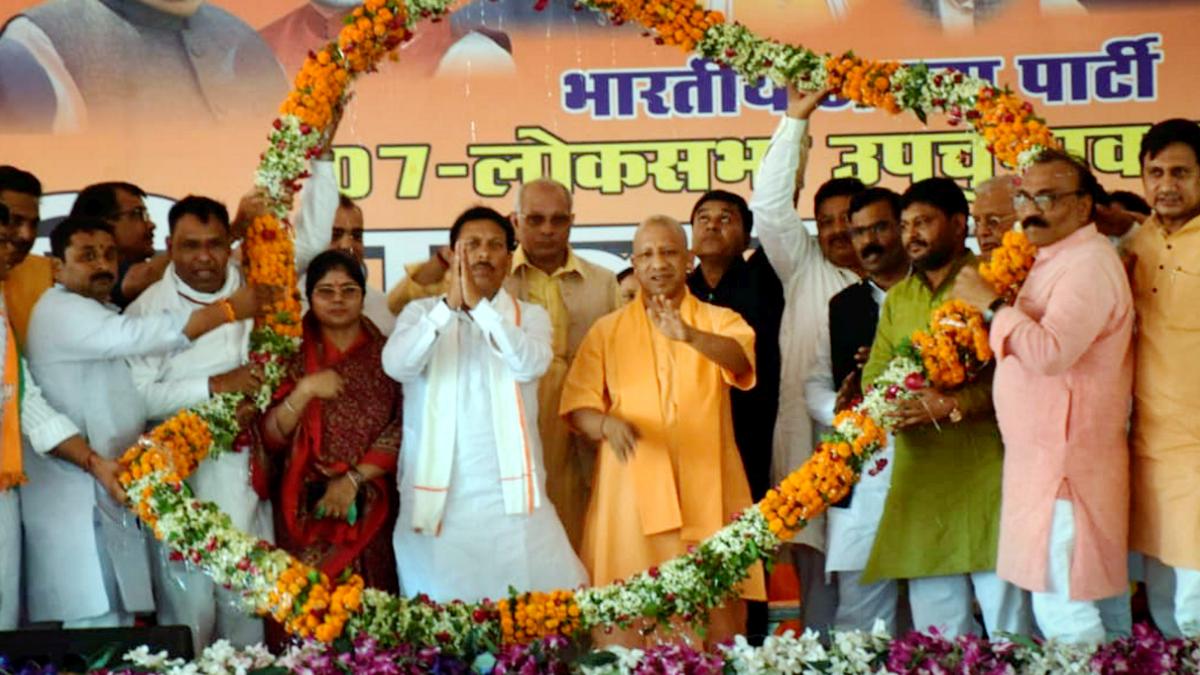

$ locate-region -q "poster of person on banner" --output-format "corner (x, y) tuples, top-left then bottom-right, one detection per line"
(0, 0), (1194, 289)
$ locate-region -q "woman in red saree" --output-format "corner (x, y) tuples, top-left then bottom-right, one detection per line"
(262, 250), (400, 592)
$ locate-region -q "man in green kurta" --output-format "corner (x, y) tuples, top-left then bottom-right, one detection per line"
(861, 178), (1029, 638)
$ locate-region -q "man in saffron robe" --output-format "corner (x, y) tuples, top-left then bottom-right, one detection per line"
(560, 215), (765, 644)
(955, 150), (1134, 645)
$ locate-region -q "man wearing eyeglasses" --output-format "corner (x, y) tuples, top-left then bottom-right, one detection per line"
(387, 178), (620, 549)
(70, 181), (168, 309)
(971, 176), (1018, 261)
(953, 149), (1133, 645)
(803, 187), (909, 634)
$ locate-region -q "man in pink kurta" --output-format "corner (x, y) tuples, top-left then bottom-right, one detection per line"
(955, 150), (1134, 645)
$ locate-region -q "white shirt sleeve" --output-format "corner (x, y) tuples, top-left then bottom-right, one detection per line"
(382, 298), (455, 383)
(293, 159), (337, 275)
(19, 357), (80, 454)
(126, 352), (211, 421)
(750, 116), (822, 286)
(471, 298), (553, 383)
(123, 298), (212, 419)
(35, 294), (191, 363)
(804, 316), (838, 427)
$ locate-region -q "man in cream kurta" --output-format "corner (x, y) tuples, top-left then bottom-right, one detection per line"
(383, 206), (586, 602)
(749, 89), (859, 632)
(1124, 119), (1200, 637)
(560, 216), (764, 645)
(387, 179), (620, 549)
(957, 152), (1133, 645)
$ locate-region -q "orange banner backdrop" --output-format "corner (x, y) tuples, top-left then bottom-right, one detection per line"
(0, 0), (1194, 285)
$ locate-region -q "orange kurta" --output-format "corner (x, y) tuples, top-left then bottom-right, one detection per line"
(1125, 213), (1200, 570)
(3, 254), (54, 348)
(560, 290), (765, 601)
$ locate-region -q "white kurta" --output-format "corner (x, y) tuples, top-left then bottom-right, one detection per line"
(751, 116), (859, 551)
(125, 264), (272, 649)
(125, 263), (273, 536)
(803, 282), (895, 572)
(383, 296), (587, 602)
(21, 286), (191, 622)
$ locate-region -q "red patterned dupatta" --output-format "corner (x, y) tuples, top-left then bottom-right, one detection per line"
(266, 312), (401, 590)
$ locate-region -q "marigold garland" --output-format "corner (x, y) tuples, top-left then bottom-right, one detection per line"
(498, 590), (582, 644)
(825, 54), (903, 114)
(117, 0), (411, 646)
(110, 0), (1056, 654)
(981, 228), (1038, 303)
(911, 300), (993, 389)
(244, 214), (304, 340)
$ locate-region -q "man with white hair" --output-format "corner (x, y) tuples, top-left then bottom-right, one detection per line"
(971, 176), (1018, 261)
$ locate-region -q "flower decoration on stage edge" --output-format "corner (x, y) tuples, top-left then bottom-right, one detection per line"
(105, 621), (1199, 674)
(981, 227), (1039, 304)
(111, 0), (1052, 653)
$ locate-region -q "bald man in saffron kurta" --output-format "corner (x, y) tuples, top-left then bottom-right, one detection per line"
(560, 287), (766, 638)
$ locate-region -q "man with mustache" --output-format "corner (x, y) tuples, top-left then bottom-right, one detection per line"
(971, 176), (1018, 261)
(561, 215), (763, 645)
(803, 187), (909, 633)
(20, 216), (274, 629)
(122, 196), (290, 650)
(748, 86), (861, 635)
(69, 181), (168, 309)
(954, 149), (1133, 645)
(384, 206), (587, 602)
(1123, 119), (1200, 637)
(0, 202), (116, 630)
(859, 177), (1028, 638)
(0, 165), (54, 347)
(388, 178), (620, 550)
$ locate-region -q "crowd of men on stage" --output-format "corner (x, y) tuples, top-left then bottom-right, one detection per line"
(0, 88), (1197, 653)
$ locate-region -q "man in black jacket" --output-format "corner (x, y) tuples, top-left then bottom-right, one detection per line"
(805, 186), (910, 632)
(686, 189), (785, 641)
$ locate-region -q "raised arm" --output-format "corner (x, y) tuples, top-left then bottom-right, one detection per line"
(381, 299), (455, 383)
(294, 158), (338, 274)
(749, 88), (828, 284)
(386, 258), (450, 315)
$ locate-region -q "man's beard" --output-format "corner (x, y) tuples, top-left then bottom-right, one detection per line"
(912, 243), (955, 271)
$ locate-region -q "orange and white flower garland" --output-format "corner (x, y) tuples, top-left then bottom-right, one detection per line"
(112, 0), (1050, 654)
(981, 228), (1038, 304)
